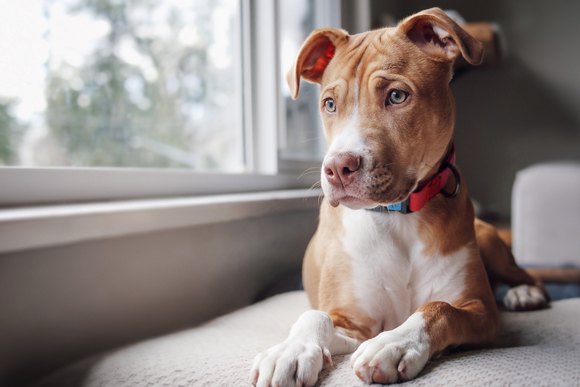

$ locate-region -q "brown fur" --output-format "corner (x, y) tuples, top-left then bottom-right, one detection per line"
(311, 25), (461, 208)
(327, 308), (376, 343)
(427, 243), (500, 353)
(418, 170), (475, 257)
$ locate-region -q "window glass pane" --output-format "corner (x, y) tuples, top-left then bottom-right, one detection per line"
(0, 0), (243, 171)
(278, 0), (335, 162)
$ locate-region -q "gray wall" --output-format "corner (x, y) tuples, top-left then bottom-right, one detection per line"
(369, 0), (580, 217)
(0, 209), (318, 387)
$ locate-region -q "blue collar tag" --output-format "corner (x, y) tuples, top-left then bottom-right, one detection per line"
(369, 201), (409, 213)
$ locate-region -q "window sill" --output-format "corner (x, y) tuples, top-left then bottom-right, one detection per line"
(0, 189), (321, 254)
(0, 167), (320, 206)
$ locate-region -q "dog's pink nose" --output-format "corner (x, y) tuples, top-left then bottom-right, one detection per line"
(324, 153), (361, 187)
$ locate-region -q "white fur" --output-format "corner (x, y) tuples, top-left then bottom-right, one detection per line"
(250, 310), (359, 387)
(323, 73), (365, 161)
(342, 208), (469, 335)
(431, 23), (460, 58)
(503, 284), (548, 311)
(323, 121), (366, 162)
(432, 24), (451, 39)
(351, 312), (430, 383)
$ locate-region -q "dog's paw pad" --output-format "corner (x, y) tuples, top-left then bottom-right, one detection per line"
(503, 284), (548, 311)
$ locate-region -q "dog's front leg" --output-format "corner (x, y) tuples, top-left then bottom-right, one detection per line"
(250, 309), (359, 387)
(351, 299), (498, 384)
(350, 312), (430, 384)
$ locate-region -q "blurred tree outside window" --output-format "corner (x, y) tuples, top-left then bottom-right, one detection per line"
(0, 99), (26, 165)
(0, 0), (243, 171)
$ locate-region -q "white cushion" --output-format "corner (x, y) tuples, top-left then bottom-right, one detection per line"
(34, 291), (580, 386)
(512, 162), (580, 266)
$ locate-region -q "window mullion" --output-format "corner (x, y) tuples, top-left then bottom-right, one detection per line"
(240, 0), (254, 173)
(248, 0), (280, 175)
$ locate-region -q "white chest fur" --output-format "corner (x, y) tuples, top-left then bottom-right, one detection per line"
(341, 208), (468, 335)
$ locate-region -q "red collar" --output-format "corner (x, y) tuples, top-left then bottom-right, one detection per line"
(370, 142), (460, 214)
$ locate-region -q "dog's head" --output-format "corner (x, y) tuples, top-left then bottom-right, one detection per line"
(288, 8), (483, 209)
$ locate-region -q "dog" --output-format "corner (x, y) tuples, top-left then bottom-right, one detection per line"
(250, 8), (549, 386)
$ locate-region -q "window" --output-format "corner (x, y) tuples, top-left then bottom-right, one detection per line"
(0, 0), (243, 172)
(0, 0), (340, 206)
(278, 0), (340, 166)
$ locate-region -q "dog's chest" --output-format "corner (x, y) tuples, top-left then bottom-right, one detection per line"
(341, 208), (468, 334)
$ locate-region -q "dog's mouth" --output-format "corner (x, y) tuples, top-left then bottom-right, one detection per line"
(324, 179), (417, 210)
(327, 195), (377, 210)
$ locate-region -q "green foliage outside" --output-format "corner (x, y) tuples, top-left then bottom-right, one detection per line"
(43, 0), (239, 169)
(0, 99), (26, 165)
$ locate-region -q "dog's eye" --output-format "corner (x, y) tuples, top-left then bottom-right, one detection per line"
(324, 98), (336, 112)
(388, 90), (408, 105)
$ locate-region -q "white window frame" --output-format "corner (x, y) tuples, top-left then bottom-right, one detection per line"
(0, 0), (340, 207)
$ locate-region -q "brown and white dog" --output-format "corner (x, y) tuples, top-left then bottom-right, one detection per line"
(250, 8), (549, 386)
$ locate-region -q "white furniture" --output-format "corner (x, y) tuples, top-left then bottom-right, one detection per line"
(512, 162), (580, 267)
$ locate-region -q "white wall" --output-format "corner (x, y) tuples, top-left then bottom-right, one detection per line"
(0, 209), (318, 387)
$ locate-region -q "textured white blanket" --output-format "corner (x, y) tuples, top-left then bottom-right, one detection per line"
(35, 291), (580, 386)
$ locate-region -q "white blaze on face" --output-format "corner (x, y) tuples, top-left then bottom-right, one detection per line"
(322, 71), (367, 178)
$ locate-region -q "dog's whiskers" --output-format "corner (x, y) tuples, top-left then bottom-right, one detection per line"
(302, 181), (324, 205)
(301, 136), (323, 144)
(306, 182), (324, 206)
(306, 180), (322, 194)
(298, 168), (321, 180)
(304, 180), (322, 200)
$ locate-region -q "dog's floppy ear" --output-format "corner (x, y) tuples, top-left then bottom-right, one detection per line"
(397, 7), (483, 65)
(286, 28), (348, 99)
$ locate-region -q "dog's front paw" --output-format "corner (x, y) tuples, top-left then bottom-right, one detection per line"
(503, 284), (548, 311)
(250, 340), (331, 387)
(350, 319), (429, 384)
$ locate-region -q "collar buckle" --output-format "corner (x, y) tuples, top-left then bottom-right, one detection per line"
(439, 161), (461, 198)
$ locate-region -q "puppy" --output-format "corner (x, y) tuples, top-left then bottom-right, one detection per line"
(251, 8), (549, 386)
